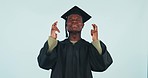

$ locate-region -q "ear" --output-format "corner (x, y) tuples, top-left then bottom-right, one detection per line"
(66, 26), (68, 30)
(82, 23), (84, 28)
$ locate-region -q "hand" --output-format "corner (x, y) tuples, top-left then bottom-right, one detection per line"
(91, 24), (99, 41)
(50, 21), (60, 39)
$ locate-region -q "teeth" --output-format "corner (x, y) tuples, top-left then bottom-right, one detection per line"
(72, 25), (77, 27)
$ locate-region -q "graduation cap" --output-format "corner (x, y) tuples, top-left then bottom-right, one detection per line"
(61, 6), (92, 37)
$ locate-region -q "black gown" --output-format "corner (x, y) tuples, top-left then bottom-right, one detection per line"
(37, 38), (113, 78)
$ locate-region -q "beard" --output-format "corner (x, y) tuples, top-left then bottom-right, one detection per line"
(68, 30), (81, 34)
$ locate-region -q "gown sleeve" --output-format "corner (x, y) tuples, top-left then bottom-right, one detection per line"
(89, 41), (113, 72)
(37, 41), (58, 70)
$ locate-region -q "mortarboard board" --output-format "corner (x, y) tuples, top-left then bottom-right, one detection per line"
(61, 6), (91, 23)
(61, 6), (92, 37)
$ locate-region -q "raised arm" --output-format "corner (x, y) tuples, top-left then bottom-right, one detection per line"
(37, 21), (60, 70)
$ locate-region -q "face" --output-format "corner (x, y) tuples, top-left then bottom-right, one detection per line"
(66, 14), (84, 32)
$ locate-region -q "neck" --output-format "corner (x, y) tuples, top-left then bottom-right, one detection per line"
(68, 31), (81, 41)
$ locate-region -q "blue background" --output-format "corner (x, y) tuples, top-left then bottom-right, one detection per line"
(0, 0), (147, 78)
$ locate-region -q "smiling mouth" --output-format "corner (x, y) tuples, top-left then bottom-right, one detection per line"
(72, 24), (78, 27)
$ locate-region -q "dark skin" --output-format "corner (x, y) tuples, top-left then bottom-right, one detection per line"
(66, 14), (84, 41)
(50, 14), (99, 41)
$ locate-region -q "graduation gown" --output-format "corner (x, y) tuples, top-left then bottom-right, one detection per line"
(37, 39), (113, 78)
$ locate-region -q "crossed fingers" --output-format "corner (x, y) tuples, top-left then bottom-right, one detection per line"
(91, 24), (98, 36)
(52, 21), (60, 33)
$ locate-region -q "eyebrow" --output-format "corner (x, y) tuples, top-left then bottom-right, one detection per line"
(68, 15), (82, 19)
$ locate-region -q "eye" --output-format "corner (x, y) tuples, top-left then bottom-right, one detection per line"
(68, 18), (73, 21)
(77, 18), (81, 21)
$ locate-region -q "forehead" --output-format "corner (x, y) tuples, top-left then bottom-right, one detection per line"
(68, 14), (82, 18)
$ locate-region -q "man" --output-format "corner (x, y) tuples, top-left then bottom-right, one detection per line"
(37, 6), (113, 78)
